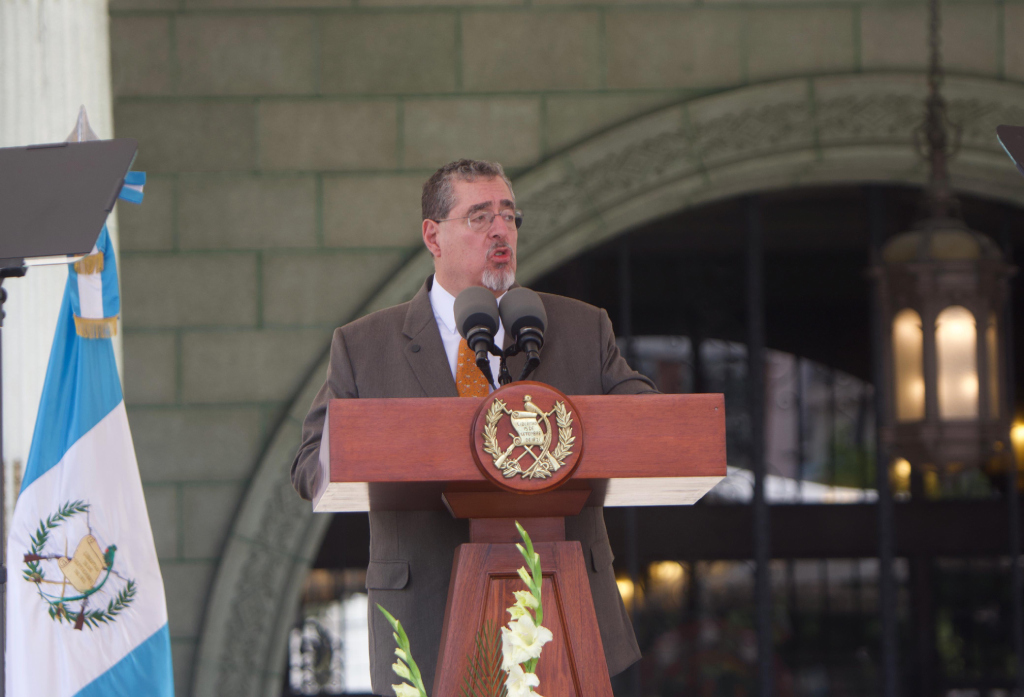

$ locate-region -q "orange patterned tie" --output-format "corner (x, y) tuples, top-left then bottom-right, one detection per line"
(455, 339), (490, 398)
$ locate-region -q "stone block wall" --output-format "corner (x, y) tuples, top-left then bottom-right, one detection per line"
(107, 1), (1011, 693)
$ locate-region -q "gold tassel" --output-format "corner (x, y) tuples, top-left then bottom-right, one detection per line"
(74, 254), (104, 275)
(74, 315), (118, 339)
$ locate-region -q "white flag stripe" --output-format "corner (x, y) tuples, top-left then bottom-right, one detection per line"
(7, 401), (168, 697)
(76, 270), (104, 320)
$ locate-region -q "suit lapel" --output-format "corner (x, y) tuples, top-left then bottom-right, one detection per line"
(403, 277), (459, 398)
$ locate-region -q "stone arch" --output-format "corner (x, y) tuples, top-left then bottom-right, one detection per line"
(190, 72), (1024, 697)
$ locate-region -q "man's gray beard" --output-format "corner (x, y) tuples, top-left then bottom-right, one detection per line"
(482, 265), (515, 293)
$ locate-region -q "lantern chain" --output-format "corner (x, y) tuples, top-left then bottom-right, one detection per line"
(919, 0), (961, 222)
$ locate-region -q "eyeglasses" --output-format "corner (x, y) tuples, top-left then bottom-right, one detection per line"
(433, 209), (523, 232)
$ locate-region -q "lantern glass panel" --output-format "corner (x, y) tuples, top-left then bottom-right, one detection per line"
(936, 305), (978, 420)
(893, 308), (925, 422)
(987, 313), (999, 418)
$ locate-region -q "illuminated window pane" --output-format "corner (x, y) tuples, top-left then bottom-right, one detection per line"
(892, 309), (924, 422)
(988, 313), (999, 418)
(936, 306), (978, 420)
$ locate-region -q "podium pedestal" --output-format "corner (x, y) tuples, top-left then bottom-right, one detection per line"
(435, 525), (612, 697)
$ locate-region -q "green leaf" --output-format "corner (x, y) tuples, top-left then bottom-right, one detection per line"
(377, 603), (400, 631)
(459, 621), (508, 697)
(377, 604), (412, 651)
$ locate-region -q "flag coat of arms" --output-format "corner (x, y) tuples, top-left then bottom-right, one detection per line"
(6, 217), (174, 696)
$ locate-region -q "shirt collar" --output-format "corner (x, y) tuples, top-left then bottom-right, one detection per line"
(429, 277), (506, 334)
(429, 277), (458, 334)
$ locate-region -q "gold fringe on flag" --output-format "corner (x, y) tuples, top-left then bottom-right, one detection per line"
(74, 315), (118, 339)
(73, 253), (104, 275)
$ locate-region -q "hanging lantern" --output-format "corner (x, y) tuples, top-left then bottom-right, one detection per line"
(873, 0), (1016, 497)
(876, 219), (1013, 495)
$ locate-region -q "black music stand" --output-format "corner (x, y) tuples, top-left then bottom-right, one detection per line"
(0, 138), (137, 691)
(997, 125), (1024, 178)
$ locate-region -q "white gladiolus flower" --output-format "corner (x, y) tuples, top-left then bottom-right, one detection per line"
(507, 603), (530, 620)
(394, 647), (407, 661)
(513, 590), (539, 609)
(501, 614), (554, 668)
(504, 664), (541, 697)
(517, 566), (532, 586)
(392, 682), (421, 697)
(501, 624), (517, 671)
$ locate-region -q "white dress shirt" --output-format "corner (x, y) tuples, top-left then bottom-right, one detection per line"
(429, 279), (505, 389)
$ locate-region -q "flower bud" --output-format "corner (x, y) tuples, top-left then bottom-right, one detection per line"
(392, 682), (421, 697)
(392, 659), (412, 681)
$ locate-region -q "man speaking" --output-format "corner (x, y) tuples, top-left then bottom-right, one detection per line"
(291, 159), (655, 694)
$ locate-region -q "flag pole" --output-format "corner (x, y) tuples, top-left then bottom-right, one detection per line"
(0, 266), (27, 697)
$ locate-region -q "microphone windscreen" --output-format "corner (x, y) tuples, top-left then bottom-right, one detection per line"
(454, 286), (499, 339)
(498, 288), (547, 337)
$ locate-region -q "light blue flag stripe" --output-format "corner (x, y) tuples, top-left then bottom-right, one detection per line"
(21, 289), (122, 493)
(119, 172), (146, 204)
(75, 624), (174, 697)
(98, 229), (120, 318)
(24, 227), (122, 492)
(117, 187), (144, 204)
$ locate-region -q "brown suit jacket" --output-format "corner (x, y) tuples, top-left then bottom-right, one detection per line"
(291, 276), (655, 695)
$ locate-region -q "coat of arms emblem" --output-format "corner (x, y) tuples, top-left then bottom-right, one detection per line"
(482, 394), (575, 479)
(22, 500), (136, 630)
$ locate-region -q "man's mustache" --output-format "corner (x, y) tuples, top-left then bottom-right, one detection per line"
(488, 242), (515, 262)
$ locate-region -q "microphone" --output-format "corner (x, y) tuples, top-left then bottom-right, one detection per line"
(454, 286), (500, 388)
(498, 288), (547, 382)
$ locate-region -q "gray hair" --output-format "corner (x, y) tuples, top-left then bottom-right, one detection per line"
(422, 159), (514, 221)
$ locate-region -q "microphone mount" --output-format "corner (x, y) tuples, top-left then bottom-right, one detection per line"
(495, 323), (543, 384)
(455, 286), (548, 388)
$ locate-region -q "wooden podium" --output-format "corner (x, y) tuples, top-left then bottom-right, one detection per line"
(314, 382), (726, 696)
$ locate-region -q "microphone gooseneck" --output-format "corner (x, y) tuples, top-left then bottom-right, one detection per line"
(453, 286), (500, 388)
(498, 288), (547, 382)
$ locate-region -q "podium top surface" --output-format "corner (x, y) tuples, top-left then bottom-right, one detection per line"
(0, 139), (137, 267)
(314, 392), (727, 512)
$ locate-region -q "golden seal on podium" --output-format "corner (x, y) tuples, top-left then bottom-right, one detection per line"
(471, 382), (584, 493)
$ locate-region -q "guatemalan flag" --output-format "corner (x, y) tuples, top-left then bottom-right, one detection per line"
(6, 212), (174, 694)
